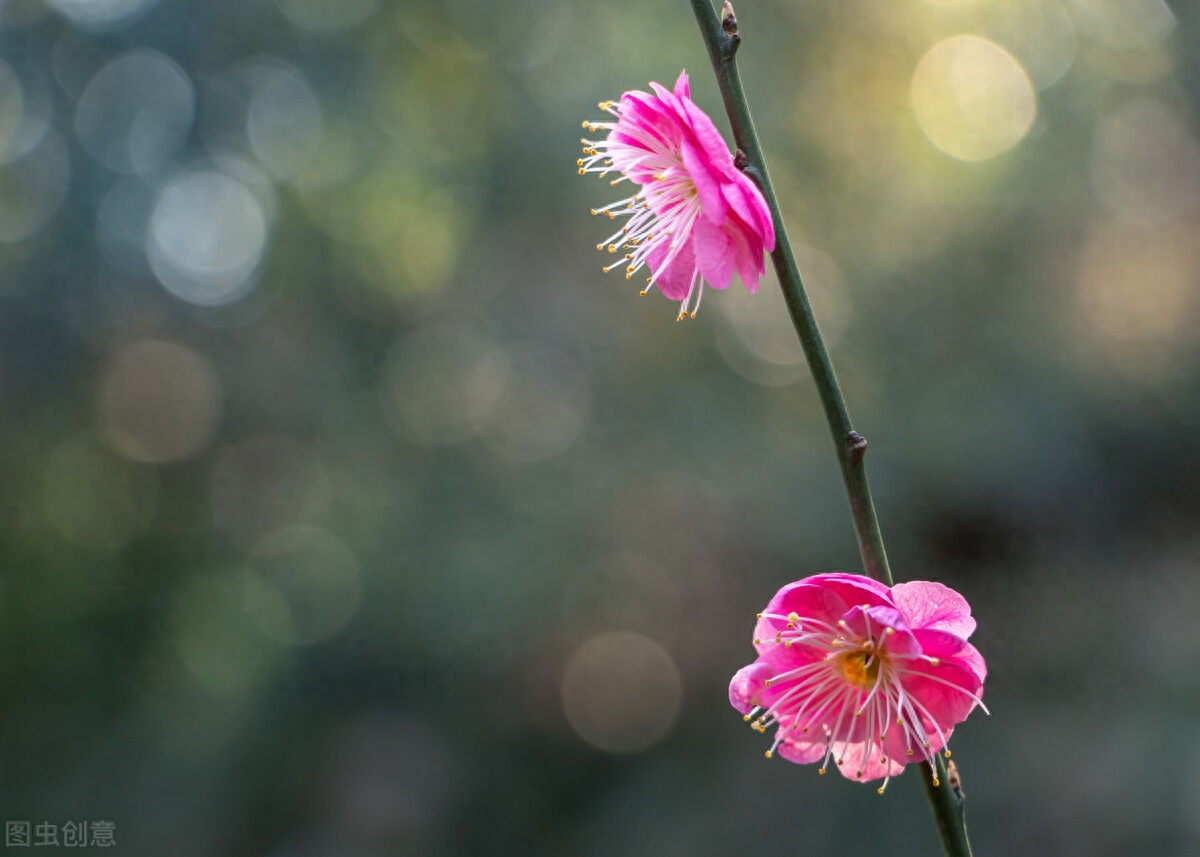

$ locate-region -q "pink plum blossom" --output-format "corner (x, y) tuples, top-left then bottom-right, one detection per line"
(579, 71), (775, 321)
(729, 573), (987, 792)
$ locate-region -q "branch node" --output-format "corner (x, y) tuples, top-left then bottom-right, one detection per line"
(846, 431), (868, 463)
(720, 1), (741, 50)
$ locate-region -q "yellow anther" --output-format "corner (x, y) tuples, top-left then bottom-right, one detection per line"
(610, 179), (620, 186)
(856, 771), (863, 779)
(756, 613), (763, 619)
(577, 159), (584, 166)
(589, 209), (598, 215)
(607, 244), (617, 253)
(787, 612), (800, 625)
(818, 768), (827, 775)
(764, 751), (773, 759)
(929, 657), (939, 666)
(932, 777), (940, 787)
(624, 272), (633, 280)
(877, 786), (885, 795)
(764, 679), (772, 687)
(596, 243), (604, 251)
(753, 639), (761, 645)
(944, 750), (951, 758)
(837, 759), (844, 766)
(885, 627), (895, 635)
(907, 749), (914, 756)
(581, 120), (589, 128)
(578, 168), (585, 175)
(743, 714), (751, 722)
(854, 711), (863, 717)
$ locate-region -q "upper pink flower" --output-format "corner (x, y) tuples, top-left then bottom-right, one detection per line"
(729, 573), (987, 792)
(579, 71), (775, 321)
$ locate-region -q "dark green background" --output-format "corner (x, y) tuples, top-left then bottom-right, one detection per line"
(1, 0), (1198, 854)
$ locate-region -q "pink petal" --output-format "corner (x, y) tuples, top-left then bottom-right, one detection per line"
(646, 237), (697, 301)
(912, 630), (987, 683)
(762, 580), (852, 630)
(729, 223), (764, 293)
(677, 94), (739, 182)
(673, 69), (691, 101)
(804, 572), (893, 610)
(723, 173), (771, 246)
(836, 739), (907, 782)
(891, 581), (976, 638)
(728, 661), (774, 715)
(777, 737), (827, 765)
(694, 217), (736, 290)
(681, 138), (728, 224)
(900, 658), (984, 731)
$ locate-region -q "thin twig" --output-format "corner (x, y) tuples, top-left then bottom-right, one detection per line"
(687, 0), (891, 586)
(686, 2), (975, 856)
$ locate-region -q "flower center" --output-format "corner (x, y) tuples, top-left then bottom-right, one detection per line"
(837, 648), (881, 688)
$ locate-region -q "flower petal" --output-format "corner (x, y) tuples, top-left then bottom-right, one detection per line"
(681, 138), (728, 225)
(673, 69), (690, 101)
(646, 236), (697, 301)
(900, 657), (984, 730)
(694, 217), (736, 290)
(891, 581), (976, 638)
(728, 661), (775, 715)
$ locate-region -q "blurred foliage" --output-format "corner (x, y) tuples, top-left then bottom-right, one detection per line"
(2, 0), (1200, 854)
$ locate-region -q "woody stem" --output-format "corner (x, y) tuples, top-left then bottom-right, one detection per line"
(686, 3), (974, 857)
(686, 0), (892, 587)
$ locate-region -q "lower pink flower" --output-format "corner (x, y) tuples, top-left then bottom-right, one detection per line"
(729, 573), (987, 792)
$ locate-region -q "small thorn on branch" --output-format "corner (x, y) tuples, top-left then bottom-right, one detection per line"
(734, 149), (749, 170)
(846, 431), (868, 464)
(721, 1), (740, 42)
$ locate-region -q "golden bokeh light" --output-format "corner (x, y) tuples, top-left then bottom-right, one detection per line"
(100, 339), (222, 464)
(717, 245), (850, 387)
(911, 35), (1037, 162)
(1074, 222), (1199, 382)
(561, 632), (683, 755)
(1091, 99), (1200, 226)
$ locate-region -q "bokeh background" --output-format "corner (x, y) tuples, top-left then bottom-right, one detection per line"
(1, 0), (1198, 853)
